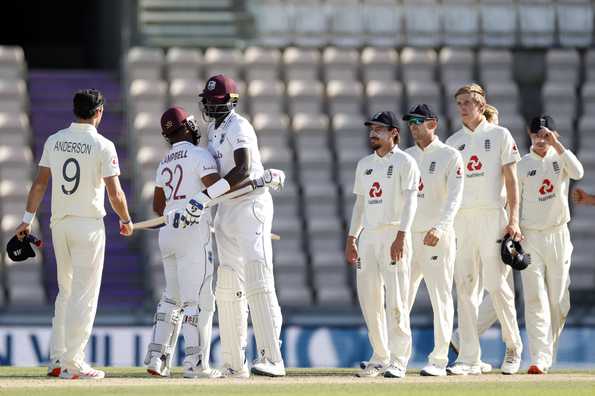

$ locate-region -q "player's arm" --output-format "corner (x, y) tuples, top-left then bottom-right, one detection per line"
(573, 188), (595, 206)
(15, 166), (51, 240)
(503, 162), (522, 241)
(105, 175), (133, 236)
(153, 187), (166, 216)
(391, 159), (419, 262)
(345, 194), (364, 265)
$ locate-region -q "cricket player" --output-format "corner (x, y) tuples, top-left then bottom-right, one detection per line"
(403, 104), (464, 376)
(15, 89), (133, 379)
(518, 115), (583, 374)
(345, 111), (420, 379)
(183, 74), (285, 378)
(445, 84), (523, 375)
(449, 103), (514, 373)
(144, 107), (222, 378)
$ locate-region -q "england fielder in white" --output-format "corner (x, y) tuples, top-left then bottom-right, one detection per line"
(445, 84), (523, 375)
(16, 89), (133, 379)
(144, 107), (222, 379)
(183, 75), (285, 378)
(518, 115), (583, 374)
(345, 111), (419, 379)
(450, 103), (514, 373)
(403, 104), (464, 377)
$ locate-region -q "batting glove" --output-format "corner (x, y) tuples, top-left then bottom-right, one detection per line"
(260, 169), (286, 192)
(184, 192), (210, 227)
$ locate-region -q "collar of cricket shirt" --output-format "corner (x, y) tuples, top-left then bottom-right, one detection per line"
(529, 145), (555, 161)
(70, 122), (98, 134)
(373, 145), (398, 160)
(462, 116), (488, 136)
(417, 136), (441, 153)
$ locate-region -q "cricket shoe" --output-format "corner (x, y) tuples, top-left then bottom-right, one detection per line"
(146, 355), (169, 377)
(183, 354), (223, 379)
(446, 363), (482, 376)
(222, 365), (250, 379)
(356, 363), (384, 378)
(383, 364), (406, 378)
(449, 337), (492, 373)
(251, 358), (286, 377)
(420, 363), (447, 377)
(527, 364), (548, 375)
(60, 365), (105, 380)
(47, 359), (61, 377)
(501, 348), (521, 375)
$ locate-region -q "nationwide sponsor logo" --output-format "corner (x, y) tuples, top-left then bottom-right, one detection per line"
(429, 161), (436, 174)
(369, 181), (382, 198)
(365, 168), (373, 175)
(528, 170), (537, 176)
(538, 178), (555, 198)
(484, 139), (491, 152)
(466, 155), (483, 172)
(417, 177), (424, 198)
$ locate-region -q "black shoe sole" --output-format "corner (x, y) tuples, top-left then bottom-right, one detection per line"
(251, 367), (285, 377)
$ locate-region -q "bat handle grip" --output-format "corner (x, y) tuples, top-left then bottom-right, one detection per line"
(26, 234), (43, 247)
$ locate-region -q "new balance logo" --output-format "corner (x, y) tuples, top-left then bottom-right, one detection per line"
(528, 170), (537, 176)
(431, 256), (438, 260)
(365, 168), (373, 175)
(458, 144), (465, 151)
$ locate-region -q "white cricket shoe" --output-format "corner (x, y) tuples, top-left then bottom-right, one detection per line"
(501, 348), (521, 375)
(221, 365), (250, 379)
(356, 363), (384, 377)
(183, 354), (223, 378)
(60, 364), (105, 380)
(450, 335), (492, 373)
(47, 359), (61, 377)
(251, 358), (286, 377)
(147, 354), (169, 377)
(446, 363), (482, 376)
(383, 364), (406, 378)
(420, 363), (447, 377)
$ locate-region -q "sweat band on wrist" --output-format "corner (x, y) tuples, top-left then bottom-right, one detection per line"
(206, 178), (231, 199)
(22, 211), (35, 224)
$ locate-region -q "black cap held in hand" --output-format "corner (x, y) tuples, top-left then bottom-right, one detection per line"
(6, 234), (42, 262)
(364, 111), (400, 129)
(500, 234), (530, 271)
(529, 115), (556, 134)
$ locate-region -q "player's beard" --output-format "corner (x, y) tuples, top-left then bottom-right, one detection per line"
(369, 138), (381, 151)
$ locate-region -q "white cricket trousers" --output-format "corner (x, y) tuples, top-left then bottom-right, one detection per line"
(49, 216), (105, 371)
(454, 208), (522, 366)
(408, 229), (456, 369)
(357, 224), (411, 369)
(521, 224), (572, 369)
(214, 191), (283, 369)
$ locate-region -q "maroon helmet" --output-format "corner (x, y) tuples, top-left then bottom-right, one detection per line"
(160, 106), (200, 145)
(198, 74), (239, 120)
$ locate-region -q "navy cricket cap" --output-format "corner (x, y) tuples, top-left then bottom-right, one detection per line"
(364, 111), (400, 129)
(6, 234), (43, 262)
(402, 104), (438, 121)
(529, 115), (556, 134)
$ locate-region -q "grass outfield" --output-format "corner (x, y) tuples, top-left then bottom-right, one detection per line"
(0, 367), (594, 396)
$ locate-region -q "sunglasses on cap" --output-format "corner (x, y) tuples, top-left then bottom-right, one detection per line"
(407, 117), (427, 126)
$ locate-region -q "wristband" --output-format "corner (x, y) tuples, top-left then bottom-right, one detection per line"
(206, 178), (231, 199)
(22, 211), (35, 224)
(120, 218), (131, 224)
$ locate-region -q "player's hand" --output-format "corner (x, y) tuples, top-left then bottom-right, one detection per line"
(573, 187), (593, 205)
(15, 222), (31, 241)
(184, 192), (210, 226)
(119, 219), (134, 236)
(504, 222), (523, 242)
(345, 236), (359, 265)
(423, 228), (441, 247)
(390, 231), (406, 264)
(262, 169), (286, 191)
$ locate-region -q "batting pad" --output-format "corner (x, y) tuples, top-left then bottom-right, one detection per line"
(215, 267), (248, 370)
(247, 287), (283, 363)
(145, 296), (181, 365)
(181, 304), (200, 352)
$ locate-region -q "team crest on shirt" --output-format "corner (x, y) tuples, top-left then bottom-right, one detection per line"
(553, 161), (560, 174)
(484, 139), (491, 152)
(219, 133), (226, 145)
(387, 165), (393, 178)
(429, 161), (436, 174)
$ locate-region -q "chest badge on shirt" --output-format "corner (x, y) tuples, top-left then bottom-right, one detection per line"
(365, 168), (373, 175)
(429, 161), (436, 174)
(527, 170), (537, 176)
(219, 133), (226, 145)
(552, 161), (560, 174)
(466, 155), (484, 177)
(538, 179), (556, 201)
(387, 165), (393, 178)
(484, 139), (491, 152)
(458, 144), (465, 151)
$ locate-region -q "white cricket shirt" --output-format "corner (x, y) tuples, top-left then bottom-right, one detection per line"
(206, 110), (265, 181)
(405, 138), (464, 233)
(445, 118), (521, 210)
(155, 141), (219, 214)
(39, 123), (120, 222)
(353, 147), (420, 229)
(518, 147), (584, 231)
